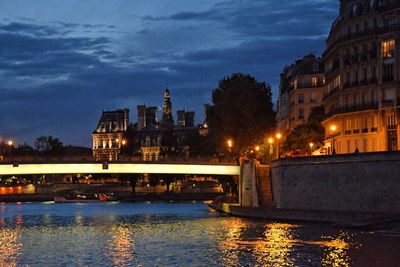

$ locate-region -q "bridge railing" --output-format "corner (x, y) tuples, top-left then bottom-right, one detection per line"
(0, 155), (239, 166)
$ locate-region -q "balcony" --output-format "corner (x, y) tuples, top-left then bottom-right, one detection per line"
(323, 87), (339, 100)
(362, 128), (368, 133)
(353, 129), (360, 134)
(296, 82), (325, 89)
(377, 0), (400, 12)
(324, 23), (400, 57)
(381, 99), (395, 108)
(324, 102), (379, 119)
(345, 130), (352, 135)
(371, 127), (378, 132)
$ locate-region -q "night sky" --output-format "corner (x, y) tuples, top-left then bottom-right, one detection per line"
(0, 0), (338, 147)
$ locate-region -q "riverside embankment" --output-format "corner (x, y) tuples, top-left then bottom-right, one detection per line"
(211, 151), (400, 224)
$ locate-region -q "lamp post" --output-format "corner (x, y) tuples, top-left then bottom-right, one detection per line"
(227, 139), (233, 159)
(7, 140), (13, 158)
(276, 133), (282, 159)
(330, 125), (337, 155)
(268, 137), (274, 160)
(309, 142), (314, 156)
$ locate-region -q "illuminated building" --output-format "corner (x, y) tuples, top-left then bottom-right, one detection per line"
(92, 109), (129, 161)
(322, 0), (400, 153)
(277, 54), (325, 136)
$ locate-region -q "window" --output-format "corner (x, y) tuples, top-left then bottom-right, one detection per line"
(334, 75), (341, 88)
(313, 63), (319, 72)
(298, 108), (304, 120)
(293, 79), (298, 89)
(310, 92), (317, 103)
(387, 114), (396, 129)
(312, 77), (318, 86)
(382, 39), (395, 58)
(383, 64), (394, 81)
(298, 93), (304, 103)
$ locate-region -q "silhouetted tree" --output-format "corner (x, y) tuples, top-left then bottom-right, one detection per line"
(284, 105), (325, 154)
(207, 73), (276, 155)
(34, 136), (65, 156)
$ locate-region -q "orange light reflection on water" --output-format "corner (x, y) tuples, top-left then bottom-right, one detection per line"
(108, 225), (135, 266)
(0, 216), (23, 267)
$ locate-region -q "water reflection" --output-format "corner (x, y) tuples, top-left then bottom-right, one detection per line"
(256, 223), (299, 266)
(319, 232), (351, 267)
(0, 216), (23, 267)
(108, 225), (135, 266)
(218, 218), (247, 265)
(0, 203), (396, 266)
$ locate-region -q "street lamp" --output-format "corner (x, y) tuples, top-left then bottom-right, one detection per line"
(330, 125), (337, 155)
(268, 137), (274, 159)
(7, 140), (13, 158)
(309, 142), (314, 156)
(276, 133), (282, 159)
(227, 139), (233, 153)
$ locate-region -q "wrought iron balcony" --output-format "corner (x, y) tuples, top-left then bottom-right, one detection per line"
(324, 102), (379, 119)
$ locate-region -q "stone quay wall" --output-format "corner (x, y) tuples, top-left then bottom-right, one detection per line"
(270, 152), (400, 214)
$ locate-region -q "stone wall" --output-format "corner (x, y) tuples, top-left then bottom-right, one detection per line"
(271, 152), (400, 214)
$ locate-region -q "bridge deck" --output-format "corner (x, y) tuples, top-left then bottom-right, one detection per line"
(0, 162), (240, 176)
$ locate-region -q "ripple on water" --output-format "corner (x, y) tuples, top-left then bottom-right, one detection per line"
(0, 202), (399, 266)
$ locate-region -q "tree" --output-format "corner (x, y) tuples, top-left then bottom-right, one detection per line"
(207, 73), (276, 154)
(284, 105), (325, 154)
(34, 136), (65, 156)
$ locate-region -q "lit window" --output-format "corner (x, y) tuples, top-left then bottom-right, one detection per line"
(387, 114), (396, 127)
(312, 77), (318, 86)
(382, 39), (395, 58)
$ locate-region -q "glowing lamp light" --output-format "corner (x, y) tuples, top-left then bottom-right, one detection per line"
(268, 138), (274, 144)
(309, 143), (314, 148)
(276, 133), (282, 140)
(122, 140), (126, 146)
(255, 146), (260, 152)
(227, 139), (233, 148)
(330, 125), (337, 132)
(7, 140), (13, 146)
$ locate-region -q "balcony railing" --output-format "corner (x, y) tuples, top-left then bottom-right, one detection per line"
(323, 87), (339, 100)
(377, 0), (400, 12)
(325, 23), (400, 57)
(381, 99), (395, 108)
(324, 102), (379, 119)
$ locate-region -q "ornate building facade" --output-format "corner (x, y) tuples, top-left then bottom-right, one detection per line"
(277, 54), (325, 137)
(322, 0), (400, 154)
(92, 109), (129, 161)
(137, 89), (198, 161)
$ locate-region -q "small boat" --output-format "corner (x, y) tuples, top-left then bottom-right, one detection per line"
(54, 194), (101, 203)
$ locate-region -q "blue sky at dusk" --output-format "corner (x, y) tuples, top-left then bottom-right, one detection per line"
(0, 0), (338, 146)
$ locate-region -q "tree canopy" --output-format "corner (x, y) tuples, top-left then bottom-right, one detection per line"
(207, 73), (276, 154)
(34, 135), (65, 156)
(284, 105), (325, 154)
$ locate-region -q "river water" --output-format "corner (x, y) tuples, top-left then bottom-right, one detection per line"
(0, 202), (399, 267)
